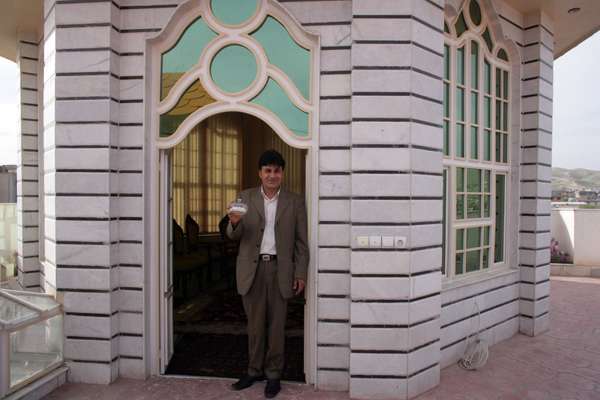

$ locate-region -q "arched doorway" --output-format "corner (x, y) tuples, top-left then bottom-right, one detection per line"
(164, 112), (307, 380)
(145, 0), (319, 382)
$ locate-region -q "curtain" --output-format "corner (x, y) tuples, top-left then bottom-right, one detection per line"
(172, 114), (242, 232)
(171, 112), (306, 233)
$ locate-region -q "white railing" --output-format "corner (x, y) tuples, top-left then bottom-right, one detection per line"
(551, 208), (600, 266)
(0, 203), (17, 283)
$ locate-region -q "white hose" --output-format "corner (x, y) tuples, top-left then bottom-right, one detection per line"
(458, 301), (489, 370)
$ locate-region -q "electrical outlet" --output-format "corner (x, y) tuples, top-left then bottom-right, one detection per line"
(369, 235), (382, 248)
(382, 236), (394, 248)
(356, 236), (369, 247)
(394, 236), (407, 248)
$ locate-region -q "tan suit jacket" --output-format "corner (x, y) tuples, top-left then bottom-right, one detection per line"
(226, 187), (309, 299)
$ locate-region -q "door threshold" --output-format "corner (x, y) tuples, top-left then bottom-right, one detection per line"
(159, 374), (308, 385)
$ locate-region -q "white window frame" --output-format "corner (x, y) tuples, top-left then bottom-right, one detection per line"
(442, 2), (513, 281)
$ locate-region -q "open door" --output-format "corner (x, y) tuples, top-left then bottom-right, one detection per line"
(160, 150), (174, 373)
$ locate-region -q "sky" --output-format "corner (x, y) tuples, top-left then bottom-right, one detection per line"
(0, 32), (599, 169)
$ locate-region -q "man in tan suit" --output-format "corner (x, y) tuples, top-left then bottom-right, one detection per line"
(227, 149), (309, 398)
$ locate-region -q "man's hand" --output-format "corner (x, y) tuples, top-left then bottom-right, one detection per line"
(227, 201), (244, 226)
(293, 278), (305, 295)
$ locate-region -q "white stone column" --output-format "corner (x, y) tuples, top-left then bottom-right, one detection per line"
(348, 0), (443, 398)
(43, 0), (121, 384)
(16, 36), (41, 291)
(518, 12), (553, 336)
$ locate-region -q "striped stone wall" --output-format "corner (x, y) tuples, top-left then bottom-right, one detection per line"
(347, 0), (444, 398)
(16, 36), (42, 291)
(518, 11), (553, 336)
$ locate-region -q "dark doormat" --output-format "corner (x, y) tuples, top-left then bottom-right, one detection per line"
(165, 333), (304, 382)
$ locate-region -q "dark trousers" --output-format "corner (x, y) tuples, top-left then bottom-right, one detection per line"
(242, 259), (288, 380)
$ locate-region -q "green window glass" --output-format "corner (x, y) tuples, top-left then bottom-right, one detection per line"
(484, 97), (491, 128)
(443, 121), (450, 156)
(444, 45), (450, 80)
(497, 48), (509, 62)
(251, 78), (309, 137)
(471, 41), (479, 89)
(457, 195), (465, 219)
(495, 67), (502, 97)
(455, 13), (468, 37)
(456, 253), (464, 274)
(457, 168), (465, 192)
(482, 248), (490, 268)
(495, 100), (501, 129)
(444, 21), (450, 34)
(456, 47), (465, 85)
(503, 102), (508, 131)
(503, 70), (509, 100)
(484, 130), (491, 161)
(482, 27), (493, 52)
(444, 83), (450, 118)
(252, 16), (310, 100)
(484, 60), (491, 95)
(456, 228), (465, 251)
(469, 0), (482, 26)
(456, 88), (464, 121)
(484, 226), (490, 245)
(456, 124), (465, 158)
(483, 194), (490, 217)
(211, 0), (258, 26)
(470, 126), (478, 159)
(495, 132), (501, 162)
(442, 170), (448, 275)
(494, 174), (506, 262)
(159, 80), (216, 137)
(161, 18), (218, 100)
(467, 169), (481, 192)
(467, 195), (481, 218)
(466, 250), (480, 272)
(471, 92), (478, 124)
(502, 134), (508, 163)
(210, 44), (258, 93)
(484, 170), (491, 192)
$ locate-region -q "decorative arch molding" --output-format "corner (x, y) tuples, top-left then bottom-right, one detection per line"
(147, 0), (319, 149)
(444, 0), (521, 66)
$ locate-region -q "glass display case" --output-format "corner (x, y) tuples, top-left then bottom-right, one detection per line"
(0, 289), (63, 397)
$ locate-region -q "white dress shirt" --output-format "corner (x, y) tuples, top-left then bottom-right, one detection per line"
(260, 186), (279, 255)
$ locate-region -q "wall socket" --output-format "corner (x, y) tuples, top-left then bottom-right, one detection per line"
(394, 236), (407, 248)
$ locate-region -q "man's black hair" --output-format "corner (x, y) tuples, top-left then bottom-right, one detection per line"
(258, 149), (286, 170)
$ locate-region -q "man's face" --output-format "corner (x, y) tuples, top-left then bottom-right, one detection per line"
(259, 164), (283, 192)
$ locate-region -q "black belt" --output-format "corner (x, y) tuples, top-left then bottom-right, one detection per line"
(259, 254), (277, 262)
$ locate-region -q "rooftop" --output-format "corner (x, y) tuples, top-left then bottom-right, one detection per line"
(44, 276), (600, 400)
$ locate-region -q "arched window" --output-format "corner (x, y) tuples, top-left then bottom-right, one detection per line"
(442, 0), (511, 278)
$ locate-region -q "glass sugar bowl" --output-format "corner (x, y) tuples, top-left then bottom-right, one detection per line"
(229, 198), (248, 215)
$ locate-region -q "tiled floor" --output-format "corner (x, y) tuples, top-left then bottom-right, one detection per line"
(45, 277), (600, 400)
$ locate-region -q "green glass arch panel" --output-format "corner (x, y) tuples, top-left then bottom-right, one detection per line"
(211, 0), (258, 26)
(251, 16), (310, 100)
(497, 48), (509, 62)
(161, 18), (218, 100)
(469, 0), (482, 26)
(455, 12), (468, 37)
(160, 80), (216, 137)
(444, 21), (450, 34)
(482, 27), (493, 52)
(210, 45), (258, 93)
(251, 78), (308, 137)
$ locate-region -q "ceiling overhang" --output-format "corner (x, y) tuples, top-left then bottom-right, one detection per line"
(0, 0), (42, 62)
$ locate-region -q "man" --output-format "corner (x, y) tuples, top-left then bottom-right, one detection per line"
(227, 149), (309, 398)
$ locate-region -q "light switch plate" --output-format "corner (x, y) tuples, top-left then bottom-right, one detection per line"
(382, 236), (394, 248)
(356, 236), (369, 247)
(394, 236), (407, 248)
(369, 235), (382, 248)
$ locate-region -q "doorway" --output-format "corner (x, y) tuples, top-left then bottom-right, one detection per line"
(163, 112), (307, 381)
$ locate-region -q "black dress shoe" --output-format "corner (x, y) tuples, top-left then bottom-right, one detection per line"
(231, 374), (265, 391)
(265, 379), (281, 398)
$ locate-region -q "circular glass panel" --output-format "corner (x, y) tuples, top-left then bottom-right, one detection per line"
(211, 0), (258, 26)
(210, 45), (258, 94)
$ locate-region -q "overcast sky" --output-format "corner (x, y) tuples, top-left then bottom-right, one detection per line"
(0, 32), (599, 169)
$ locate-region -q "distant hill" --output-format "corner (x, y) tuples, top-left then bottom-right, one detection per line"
(553, 167), (600, 192)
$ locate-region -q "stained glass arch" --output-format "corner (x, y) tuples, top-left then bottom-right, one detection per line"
(151, 0), (318, 148)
